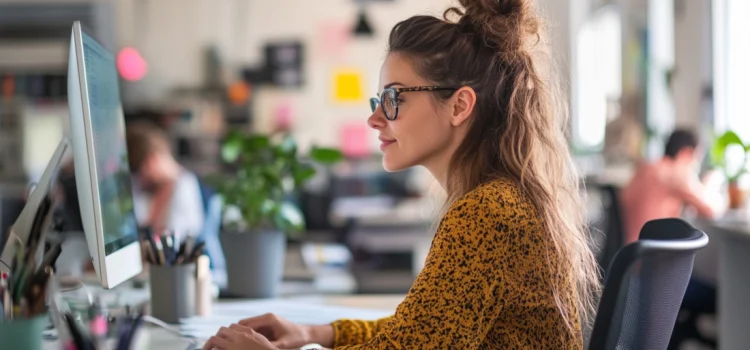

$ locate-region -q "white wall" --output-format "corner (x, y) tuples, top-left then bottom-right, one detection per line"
(673, 0), (712, 129)
(115, 0), (583, 150)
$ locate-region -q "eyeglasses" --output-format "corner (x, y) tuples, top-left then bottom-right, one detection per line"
(369, 86), (458, 121)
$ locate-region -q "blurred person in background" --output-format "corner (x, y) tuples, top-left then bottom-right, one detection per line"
(202, 0), (600, 349)
(126, 121), (204, 238)
(621, 129), (723, 244)
(603, 94), (644, 165)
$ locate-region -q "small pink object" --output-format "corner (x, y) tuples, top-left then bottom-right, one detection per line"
(341, 123), (370, 158)
(89, 315), (108, 336)
(274, 102), (294, 130)
(117, 47), (148, 81)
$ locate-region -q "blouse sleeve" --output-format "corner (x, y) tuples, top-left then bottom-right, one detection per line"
(330, 317), (393, 347)
(331, 195), (524, 349)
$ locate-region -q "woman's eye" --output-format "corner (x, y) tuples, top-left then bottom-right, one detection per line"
(397, 98), (405, 104)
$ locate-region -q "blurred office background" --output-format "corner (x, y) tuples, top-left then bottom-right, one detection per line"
(0, 0), (747, 348)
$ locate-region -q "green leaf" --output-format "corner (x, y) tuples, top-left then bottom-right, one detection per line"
(218, 132), (340, 236)
(292, 163), (316, 185)
(244, 135), (270, 153)
(273, 202), (305, 234)
(309, 147), (344, 164)
(221, 131), (244, 163)
(711, 131), (745, 167)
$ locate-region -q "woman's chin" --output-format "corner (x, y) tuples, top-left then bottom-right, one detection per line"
(382, 155), (412, 172)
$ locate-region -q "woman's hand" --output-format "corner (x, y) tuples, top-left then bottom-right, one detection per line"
(202, 325), (278, 350)
(236, 313), (334, 349)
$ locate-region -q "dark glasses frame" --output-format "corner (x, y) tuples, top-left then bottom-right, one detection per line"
(370, 86), (458, 121)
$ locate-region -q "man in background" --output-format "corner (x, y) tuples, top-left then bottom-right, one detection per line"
(126, 121), (204, 238)
(621, 129), (723, 244)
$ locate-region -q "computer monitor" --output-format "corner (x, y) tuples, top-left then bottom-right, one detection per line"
(0, 140), (70, 274)
(67, 21), (142, 288)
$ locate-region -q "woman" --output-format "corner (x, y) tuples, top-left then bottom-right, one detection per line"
(203, 0), (599, 348)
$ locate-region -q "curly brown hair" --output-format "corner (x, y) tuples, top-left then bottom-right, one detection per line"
(387, 0), (601, 330)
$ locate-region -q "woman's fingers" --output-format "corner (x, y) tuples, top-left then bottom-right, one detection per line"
(229, 323), (254, 333)
(239, 313), (276, 328)
(202, 335), (232, 350)
(217, 327), (235, 340)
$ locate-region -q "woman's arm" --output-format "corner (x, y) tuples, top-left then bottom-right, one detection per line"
(332, 191), (541, 349)
(329, 317), (392, 347)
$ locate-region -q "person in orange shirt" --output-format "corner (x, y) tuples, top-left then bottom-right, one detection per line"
(621, 129), (722, 244)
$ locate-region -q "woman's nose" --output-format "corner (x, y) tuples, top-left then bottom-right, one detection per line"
(367, 106), (387, 129)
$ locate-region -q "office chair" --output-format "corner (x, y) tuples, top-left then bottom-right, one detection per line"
(588, 218), (708, 350)
(597, 184), (625, 277)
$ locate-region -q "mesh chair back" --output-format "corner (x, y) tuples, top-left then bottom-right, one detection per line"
(588, 218), (708, 350)
(598, 184), (625, 275)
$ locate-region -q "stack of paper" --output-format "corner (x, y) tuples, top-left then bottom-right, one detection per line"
(179, 299), (392, 340)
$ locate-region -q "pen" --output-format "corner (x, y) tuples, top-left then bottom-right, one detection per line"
(179, 236), (196, 265)
(161, 235), (174, 266)
(3, 279), (12, 321)
(39, 242), (62, 273)
(64, 313), (89, 350)
(0, 281), (4, 323)
(141, 241), (156, 264)
(146, 233), (164, 265)
(123, 310), (145, 349)
(188, 241), (206, 263)
(115, 317), (133, 350)
(175, 239), (187, 265)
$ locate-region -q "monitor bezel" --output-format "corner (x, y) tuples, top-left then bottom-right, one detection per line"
(70, 21), (142, 289)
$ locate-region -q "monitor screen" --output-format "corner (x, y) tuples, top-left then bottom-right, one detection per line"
(81, 31), (138, 255)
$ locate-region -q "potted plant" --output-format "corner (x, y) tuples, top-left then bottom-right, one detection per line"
(216, 131), (342, 297)
(710, 130), (750, 210)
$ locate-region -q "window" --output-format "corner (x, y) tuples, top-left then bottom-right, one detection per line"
(714, 0), (750, 141)
(573, 6), (622, 152)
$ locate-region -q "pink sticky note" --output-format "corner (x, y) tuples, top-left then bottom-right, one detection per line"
(274, 101), (294, 131)
(318, 22), (351, 59)
(341, 123), (370, 158)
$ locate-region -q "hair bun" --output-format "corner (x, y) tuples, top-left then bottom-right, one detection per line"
(451, 0), (539, 53)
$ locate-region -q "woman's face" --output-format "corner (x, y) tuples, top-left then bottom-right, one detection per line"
(368, 53), (459, 172)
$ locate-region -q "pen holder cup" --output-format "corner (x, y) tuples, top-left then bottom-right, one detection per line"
(149, 263), (196, 324)
(0, 314), (48, 350)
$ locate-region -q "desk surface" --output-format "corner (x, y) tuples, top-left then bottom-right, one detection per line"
(44, 294), (403, 350)
(698, 215), (750, 240)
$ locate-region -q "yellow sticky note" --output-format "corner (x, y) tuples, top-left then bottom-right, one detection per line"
(333, 70), (364, 102)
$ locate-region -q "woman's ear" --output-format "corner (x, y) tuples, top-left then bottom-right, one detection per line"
(450, 86), (477, 127)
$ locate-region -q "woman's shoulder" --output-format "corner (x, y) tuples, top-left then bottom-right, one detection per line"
(443, 177), (541, 230)
(450, 177), (536, 213)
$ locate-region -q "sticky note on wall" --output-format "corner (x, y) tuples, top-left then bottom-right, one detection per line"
(341, 123), (370, 158)
(333, 69), (364, 103)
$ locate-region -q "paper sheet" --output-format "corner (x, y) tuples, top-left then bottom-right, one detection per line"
(179, 300), (392, 340)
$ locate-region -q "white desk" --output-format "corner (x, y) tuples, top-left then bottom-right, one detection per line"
(43, 294), (403, 350)
(706, 220), (750, 350)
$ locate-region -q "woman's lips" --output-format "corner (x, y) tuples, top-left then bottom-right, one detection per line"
(379, 137), (396, 150)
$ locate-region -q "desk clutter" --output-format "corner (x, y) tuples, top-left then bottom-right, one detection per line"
(62, 303), (146, 350)
(0, 195), (62, 349)
(140, 231), (212, 324)
(141, 231), (206, 266)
